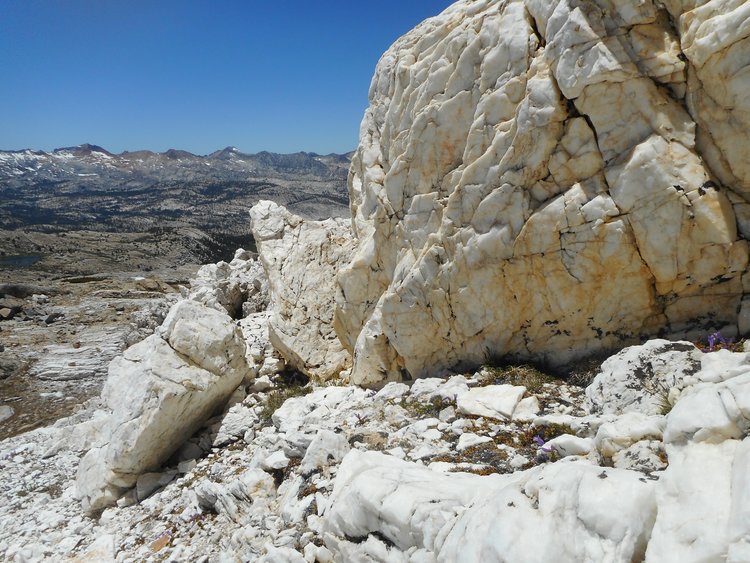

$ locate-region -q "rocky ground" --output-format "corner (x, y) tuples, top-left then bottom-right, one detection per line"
(1, 242), (748, 562)
(1, 331), (747, 561)
(0, 359), (591, 562)
(0, 264), (194, 440)
(0, 251), (206, 438)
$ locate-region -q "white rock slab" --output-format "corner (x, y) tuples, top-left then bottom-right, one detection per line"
(299, 429), (350, 475)
(544, 435), (594, 457)
(664, 374), (750, 445)
(324, 450), (504, 552)
(594, 412), (666, 458)
(646, 441), (738, 562)
(457, 385), (527, 420)
(512, 396), (541, 422)
(440, 460), (657, 562)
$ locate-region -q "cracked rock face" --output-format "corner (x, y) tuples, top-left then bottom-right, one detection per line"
(337, 0), (750, 384)
(251, 200), (355, 381)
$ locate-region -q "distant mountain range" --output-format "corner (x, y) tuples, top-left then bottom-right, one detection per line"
(0, 144), (353, 187)
(0, 144), (353, 270)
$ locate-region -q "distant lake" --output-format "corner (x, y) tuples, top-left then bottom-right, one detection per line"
(0, 255), (41, 268)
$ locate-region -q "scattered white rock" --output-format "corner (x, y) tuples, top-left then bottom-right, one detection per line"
(457, 385), (527, 420)
(512, 395), (541, 422)
(374, 382), (410, 401)
(263, 451), (290, 471)
(1, 338), (750, 561)
(300, 430), (350, 475)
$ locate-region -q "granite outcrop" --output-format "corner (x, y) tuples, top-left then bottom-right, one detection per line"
(336, 0), (750, 384)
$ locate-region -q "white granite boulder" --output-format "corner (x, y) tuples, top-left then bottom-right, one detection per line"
(323, 450), (656, 561)
(76, 300), (249, 513)
(336, 0), (750, 385)
(250, 200), (355, 381)
(585, 340), (703, 415)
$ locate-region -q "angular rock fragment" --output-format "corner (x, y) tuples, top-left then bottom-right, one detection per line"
(457, 385), (527, 420)
(187, 248), (268, 318)
(250, 200), (354, 381)
(76, 300), (249, 513)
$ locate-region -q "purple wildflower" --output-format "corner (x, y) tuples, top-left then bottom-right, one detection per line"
(532, 435), (545, 447)
(705, 331), (733, 352)
(707, 332), (722, 349)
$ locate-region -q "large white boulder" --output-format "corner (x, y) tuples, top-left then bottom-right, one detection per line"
(336, 0), (750, 384)
(76, 300), (249, 513)
(323, 450), (502, 553)
(250, 200), (355, 381)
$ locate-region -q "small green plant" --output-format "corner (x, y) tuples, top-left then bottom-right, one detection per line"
(259, 384), (312, 424)
(642, 374), (674, 416)
(401, 396), (448, 418)
(656, 384), (673, 416)
(479, 364), (560, 393)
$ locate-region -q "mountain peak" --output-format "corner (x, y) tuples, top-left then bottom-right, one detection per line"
(163, 149), (196, 160)
(208, 146), (246, 160)
(54, 143), (113, 157)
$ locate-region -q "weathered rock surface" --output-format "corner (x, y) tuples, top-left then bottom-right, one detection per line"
(187, 248), (268, 318)
(76, 300), (249, 513)
(4, 1), (750, 560)
(586, 339), (703, 415)
(337, 0), (750, 384)
(250, 200), (355, 381)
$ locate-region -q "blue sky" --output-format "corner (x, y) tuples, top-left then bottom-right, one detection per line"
(0, 1), (454, 155)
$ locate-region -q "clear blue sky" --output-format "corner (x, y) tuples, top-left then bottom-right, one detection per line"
(0, 1), (454, 155)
